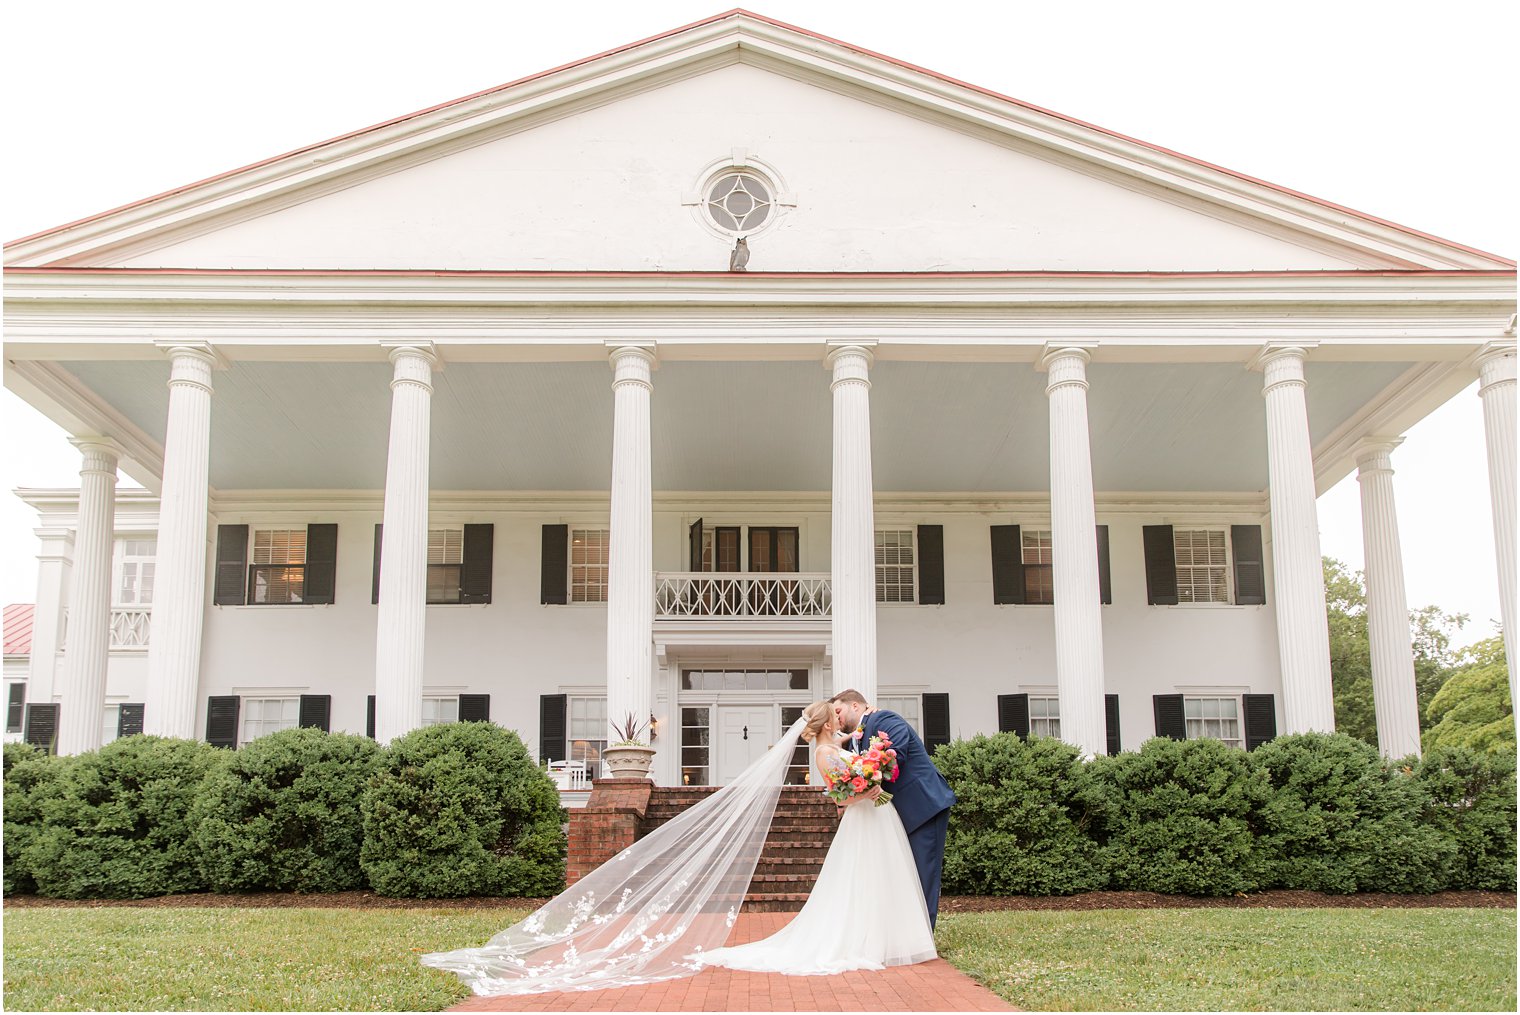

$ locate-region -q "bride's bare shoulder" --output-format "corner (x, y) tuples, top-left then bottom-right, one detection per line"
(813, 743), (850, 777)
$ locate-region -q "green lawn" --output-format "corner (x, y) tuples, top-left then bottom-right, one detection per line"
(1, 906), (531, 1012)
(2, 905), (1514, 1012)
(937, 908), (1517, 1012)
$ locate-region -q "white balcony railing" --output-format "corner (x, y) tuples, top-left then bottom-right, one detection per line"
(654, 572), (831, 619)
(110, 608), (152, 648)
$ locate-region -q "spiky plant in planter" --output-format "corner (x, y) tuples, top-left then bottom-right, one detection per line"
(602, 712), (657, 779)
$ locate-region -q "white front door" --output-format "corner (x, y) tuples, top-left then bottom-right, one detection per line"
(716, 705), (773, 783)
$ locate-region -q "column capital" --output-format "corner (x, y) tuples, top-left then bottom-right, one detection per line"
(1249, 342), (1319, 394)
(826, 344), (873, 388)
(608, 345), (657, 389)
(154, 340), (228, 369)
(386, 342), (436, 393)
(67, 436), (123, 475)
(1353, 436), (1404, 475)
(382, 340), (439, 365)
(1474, 340), (1517, 392)
(1038, 344), (1092, 393)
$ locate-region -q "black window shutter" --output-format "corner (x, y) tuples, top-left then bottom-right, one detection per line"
(366, 695), (376, 739)
(689, 517), (704, 571)
(917, 525), (945, 605)
(1152, 693), (1186, 740)
(7, 682), (25, 733)
(541, 525), (569, 605)
(1242, 693), (1277, 750)
(990, 525), (1025, 604)
(1096, 525), (1113, 605)
(206, 695), (240, 749)
(304, 524), (338, 605)
(298, 694), (332, 732)
(540, 693), (568, 763)
(922, 692), (951, 753)
(1142, 525), (1179, 605)
(371, 524), (383, 605)
(1105, 693), (1121, 756)
(23, 703), (59, 755)
(997, 693), (1030, 739)
(461, 524), (495, 604)
(118, 703), (145, 738)
(1230, 525), (1267, 606)
(459, 694), (491, 722)
(214, 524), (249, 606)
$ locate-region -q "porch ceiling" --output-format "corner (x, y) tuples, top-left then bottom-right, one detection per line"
(57, 358), (1413, 493)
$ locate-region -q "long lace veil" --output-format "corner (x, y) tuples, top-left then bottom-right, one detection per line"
(420, 716), (809, 995)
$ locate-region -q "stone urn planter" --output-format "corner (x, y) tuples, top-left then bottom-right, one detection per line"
(602, 744), (657, 779)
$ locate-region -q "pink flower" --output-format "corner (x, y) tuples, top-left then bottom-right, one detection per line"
(851, 776), (868, 792)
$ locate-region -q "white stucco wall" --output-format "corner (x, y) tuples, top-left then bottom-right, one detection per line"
(115, 64), (1358, 273)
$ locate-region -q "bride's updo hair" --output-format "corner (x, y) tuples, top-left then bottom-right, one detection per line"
(799, 700), (834, 743)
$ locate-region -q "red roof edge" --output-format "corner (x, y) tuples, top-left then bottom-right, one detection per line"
(3, 603), (34, 657)
(4, 8), (1514, 268)
(3, 267), (1514, 280)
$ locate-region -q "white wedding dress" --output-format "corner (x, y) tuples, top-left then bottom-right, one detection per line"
(692, 747), (938, 975)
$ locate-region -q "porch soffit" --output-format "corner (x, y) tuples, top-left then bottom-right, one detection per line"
(42, 358), (1415, 496)
(3, 13), (1512, 271)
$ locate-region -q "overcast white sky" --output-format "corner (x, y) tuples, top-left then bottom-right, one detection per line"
(2, 0), (1515, 645)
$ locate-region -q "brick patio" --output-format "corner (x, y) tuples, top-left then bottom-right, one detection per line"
(446, 912), (1017, 1012)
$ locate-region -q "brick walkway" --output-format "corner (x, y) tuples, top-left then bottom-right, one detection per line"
(447, 912), (1017, 1012)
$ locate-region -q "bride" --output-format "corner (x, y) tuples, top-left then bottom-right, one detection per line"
(420, 699), (936, 995)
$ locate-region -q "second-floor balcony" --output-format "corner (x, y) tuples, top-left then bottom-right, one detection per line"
(654, 572), (831, 620)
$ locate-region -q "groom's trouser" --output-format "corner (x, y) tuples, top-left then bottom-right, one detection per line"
(907, 809), (951, 929)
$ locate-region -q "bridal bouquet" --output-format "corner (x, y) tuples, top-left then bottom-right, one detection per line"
(822, 732), (899, 807)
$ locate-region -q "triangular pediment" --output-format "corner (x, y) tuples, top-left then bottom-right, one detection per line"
(5, 11), (1511, 272)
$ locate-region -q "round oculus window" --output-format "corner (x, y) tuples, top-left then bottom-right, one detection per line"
(704, 172), (772, 233)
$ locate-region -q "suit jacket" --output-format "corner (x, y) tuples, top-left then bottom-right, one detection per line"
(854, 709), (956, 834)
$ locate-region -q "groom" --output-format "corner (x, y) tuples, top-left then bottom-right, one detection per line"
(830, 689), (956, 927)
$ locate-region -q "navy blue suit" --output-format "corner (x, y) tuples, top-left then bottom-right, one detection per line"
(852, 708), (956, 927)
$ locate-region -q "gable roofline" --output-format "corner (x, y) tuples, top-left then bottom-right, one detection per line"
(5, 9), (1512, 270)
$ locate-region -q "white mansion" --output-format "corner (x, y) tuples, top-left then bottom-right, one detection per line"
(4, 11), (1514, 788)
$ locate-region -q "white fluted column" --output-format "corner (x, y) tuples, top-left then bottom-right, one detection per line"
(145, 346), (216, 739)
(1258, 345), (1335, 733)
(373, 344), (436, 744)
(1355, 438), (1421, 758)
(1041, 346), (1107, 760)
(1476, 342), (1517, 701)
(58, 439), (120, 755)
(828, 344), (878, 702)
(605, 346), (656, 740)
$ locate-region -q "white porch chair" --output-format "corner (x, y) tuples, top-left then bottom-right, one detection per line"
(547, 759), (590, 791)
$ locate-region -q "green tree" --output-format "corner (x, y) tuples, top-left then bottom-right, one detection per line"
(1324, 557), (1466, 749)
(1423, 635), (1514, 755)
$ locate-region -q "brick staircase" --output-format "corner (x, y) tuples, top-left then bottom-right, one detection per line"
(639, 785), (840, 912)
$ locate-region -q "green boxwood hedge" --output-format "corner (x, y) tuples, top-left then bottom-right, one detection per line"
(21, 735), (224, 899)
(1249, 732), (1454, 893)
(4, 741), (69, 896)
(1087, 735), (1272, 895)
(360, 721), (566, 898)
(1412, 744), (1517, 891)
(937, 733), (1107, 895)
(191, 727), (382, 893)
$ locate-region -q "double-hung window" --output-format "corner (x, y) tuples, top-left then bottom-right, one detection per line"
(570, 529), (610, 603)
(1175, 529), (1229, 603)
(240, 697), (299, 745)
(421, 697), (460, 726)
(1029, 695), (1061, 738)
(427, 528), (464, 604)
(251, 529), (307, 604)
(877, 695), (923, 739)
(1184, 695), (1243, 748)
(569, 696), (608, 776)
(874, 530), (916, 603)
(1021, 529), (1054, 605)
(115, 538), (156, 606)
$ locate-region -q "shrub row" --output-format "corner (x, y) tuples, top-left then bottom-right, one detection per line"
(3, 722), (565, 900)
(937, 730), (1516, 896)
